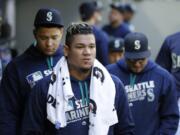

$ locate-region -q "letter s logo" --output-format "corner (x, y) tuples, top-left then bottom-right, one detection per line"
(114, 40), (120, 48)
(147, 89), (155, 102)
(46, 12), (53, 22)
(134, 40), (141, 50)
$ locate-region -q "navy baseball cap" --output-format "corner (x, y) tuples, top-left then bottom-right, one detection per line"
(109, 38), (124, 52)
(110, 3), (125, 13)
(79, 1), (102, 20)
(34, 8), (64, 28)
(124, 32), (151, 59)
(124, 3), (136, 13)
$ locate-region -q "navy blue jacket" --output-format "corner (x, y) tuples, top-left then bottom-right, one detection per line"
(103, 23), (131, 39)
(21, 74), (135, 135)
(93, 26), (109, 66)
(0, 44), (63, 135)
(107, 59), (179, 135)
(124, 22), (135, 32)
(156, 32), (180, 97)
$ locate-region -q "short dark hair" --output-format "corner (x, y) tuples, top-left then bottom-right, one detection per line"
(65, 22), (93, 46)
(33, 25), (63, 37)
(34, 25), (63, 31)
(79, 1), (100, 21)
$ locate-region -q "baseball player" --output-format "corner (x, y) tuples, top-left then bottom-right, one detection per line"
(123, 3), (136, 32)
(107, 32), (179, 135)
(109, 38), (124, 64)
(103, 3), (131, 39)
(79, 1), (109, 65)
(156, 32), (180, 135)
(0, 8), (64, 135)
(21, 22), (135, 135)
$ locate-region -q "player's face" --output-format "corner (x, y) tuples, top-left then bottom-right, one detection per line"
(35, 27), (63, 56)
(109, 8), (123, 24)
(109, 51), (124, 64)
(124, 12), (134, 22)
(64, 34), (96, 71)
(93, 11), (102, 25)
(126, 58), (148, 73)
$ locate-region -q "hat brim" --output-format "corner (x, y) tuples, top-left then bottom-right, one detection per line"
(110, 4), (124, 13)
(110, 49), (124, 52)
(35, 23), (64, 28)
(125, 50), (151, 59)
(110, 4), (119, 11)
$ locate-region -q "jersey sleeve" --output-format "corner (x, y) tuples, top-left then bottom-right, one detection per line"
(112, 75), (135, 135)
(156, 38), (172, 72)
(159, 74), (179, 134)
(21, 79), (48, 135)
(0, 62), (22, 135)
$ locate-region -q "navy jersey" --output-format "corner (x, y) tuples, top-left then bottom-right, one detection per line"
(156, 32), (180, 97)
(0, 44), (63, 135)
(107, 59), (179, 135)
(0, 59), (2, 81)
(124, 22), (135, 32)
(21, 75), (135, 135)
(103, 23), (131, 39)
(93, 26), (109, 66)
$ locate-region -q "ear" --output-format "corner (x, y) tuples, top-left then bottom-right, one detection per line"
(59, 28), (64, 40)
(33, 29), (37, 39)
(63, 45), (69, 57)
(60, 28), (64, 34)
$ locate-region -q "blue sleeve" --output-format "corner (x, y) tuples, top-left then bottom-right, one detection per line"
(123, 26), (131, 38)
(159, 74), (179, 134)
(21, 79), (48, 135)
(102, 25), (108, 34)
(112, 75), (135, 135)
(0, 62), (21, 135)
(106, 63), (118, 75)
(95, 30), (109, 66)
(156, 38), (172, 72)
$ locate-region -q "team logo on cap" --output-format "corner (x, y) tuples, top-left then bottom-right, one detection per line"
(134, 40), (141, 50)
(46, 11), (53, 22)
(114, 40), (120, 48)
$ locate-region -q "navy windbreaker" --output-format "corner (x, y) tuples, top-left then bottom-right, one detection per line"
(107, 59), (179, 135)
(0, 44), (63, 135)
(93, 26), (109, 66)
(103, 23), (131, 39)
(156, 32), (180, 97)
(21, 75), (135, 135)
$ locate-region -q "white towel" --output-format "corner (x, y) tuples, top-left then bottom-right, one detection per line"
(47, 56), (118, 135)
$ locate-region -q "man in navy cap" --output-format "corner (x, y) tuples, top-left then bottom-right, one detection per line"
(107, 32), (179, 135)
(0, 8), (64, 135)
(103, 3), (131, 39)
(21, 22), (135, 135)
(79, 1), (109, 66)
(109, 38), (124, 64)
(123, 3), (136, 32)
